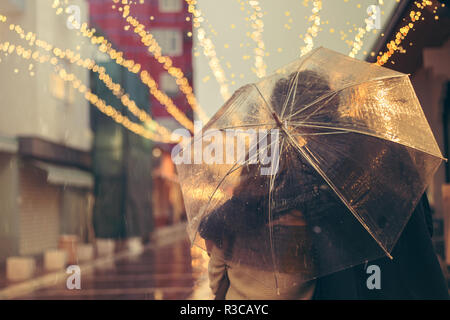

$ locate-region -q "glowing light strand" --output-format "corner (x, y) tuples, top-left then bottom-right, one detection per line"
(248, 0), (267, 78)
(2, 19), (173, 140)
(348, 0), (385, 59)
(52, 1), (195, 132)
(114, 0), (209, 123)
(0, 40), (173, 143)
(376, 0), (432, 66)
(300, 0), (322, 56)
(186, 0), (231, 101)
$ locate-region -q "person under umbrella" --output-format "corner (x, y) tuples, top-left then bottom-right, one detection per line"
(176, 47), (448, 300)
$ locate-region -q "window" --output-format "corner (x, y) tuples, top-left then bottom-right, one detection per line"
(158, 0), (182, 13)
(151, 29), (183, 57)
(160, 72), (179, 97)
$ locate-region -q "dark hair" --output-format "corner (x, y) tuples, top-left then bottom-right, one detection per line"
(270, 70), (331, 116)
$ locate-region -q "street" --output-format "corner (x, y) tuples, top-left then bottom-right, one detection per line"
(0, 233), (448, 300)
(6, 237), (212, 300)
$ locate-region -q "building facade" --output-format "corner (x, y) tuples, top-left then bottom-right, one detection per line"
(0, 0), (94, 261)
(89, 0), (194, 125)
(88, 0), (191, 234)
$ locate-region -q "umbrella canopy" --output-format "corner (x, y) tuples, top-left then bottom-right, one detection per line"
(175, 47), (445, 290)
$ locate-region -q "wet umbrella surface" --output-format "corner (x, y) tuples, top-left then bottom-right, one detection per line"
(175, 47), (445, 291)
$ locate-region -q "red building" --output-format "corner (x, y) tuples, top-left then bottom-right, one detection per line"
(89, 0), (194, 125)
(89, 0), (191, 231)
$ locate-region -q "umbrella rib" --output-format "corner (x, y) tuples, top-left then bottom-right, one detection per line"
(291, 131), (349, 136)
(285, 90), (338, 121)
(251, 83), (295, 139)
(284, 74), (408, 121)
(224, 140), (276, 176)
(290, 92), (338, 124)
(252, 84), (280, 119)
(280, 70), (301, 119)
(267, 136), (286, 294)
(289, 122), (446, 160)
(280, 49), (320, 119)
(282, 127), (394, 259)
(251, 49), (320, 122)
(198, 132), (280, 222)
(225, 82), (389, 265)
(212, 123), (277, 131)
(193, 137), (280, 244)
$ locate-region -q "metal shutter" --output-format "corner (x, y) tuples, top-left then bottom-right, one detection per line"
(18, 163), (61, 256)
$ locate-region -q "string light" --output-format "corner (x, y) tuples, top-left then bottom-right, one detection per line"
(0, 40), (174, 143)
(376, 0), (432, 66)
(2, 19), (174, 140)
(349, 27), (366, 58)
(299, 0), (322, 56)
(185, 0), (231, 101)
(248, 0), (267, 78)
(51, 1), (195, 132)
(113, 0), (209, 123)
(348, 0), (385, 58)
(348, 0), (384, 59)
(3, 0), (443, 141)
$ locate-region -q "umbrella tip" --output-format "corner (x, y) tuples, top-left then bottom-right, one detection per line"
(379, 243), (393, 260)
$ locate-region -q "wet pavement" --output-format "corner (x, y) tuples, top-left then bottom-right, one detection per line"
(8, 237), (213, 300)
(2, 235), (449, 300)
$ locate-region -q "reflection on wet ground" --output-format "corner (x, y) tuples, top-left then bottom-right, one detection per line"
(10, 238), (213, 300)
(3, 236), (449, 299)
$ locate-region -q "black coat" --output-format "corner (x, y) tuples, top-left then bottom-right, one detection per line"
(313, 194), (449, 300)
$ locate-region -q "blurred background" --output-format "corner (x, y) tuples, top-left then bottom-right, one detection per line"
(0, 0), (448, 299)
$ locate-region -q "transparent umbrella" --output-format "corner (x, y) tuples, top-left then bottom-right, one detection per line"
(175, 47), (445, 291)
